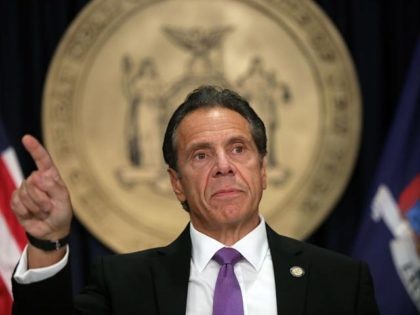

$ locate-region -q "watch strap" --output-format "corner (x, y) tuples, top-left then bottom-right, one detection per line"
(26, 232), (69, 251)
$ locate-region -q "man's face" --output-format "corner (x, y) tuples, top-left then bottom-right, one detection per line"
(168, 107), (267, 238)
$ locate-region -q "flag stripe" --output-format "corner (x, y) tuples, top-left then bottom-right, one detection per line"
(0, 213), (22, 296)
(398, 175), (420, 212)
(0, 122), (25, 315)
(2, 148), (23, 187)
(0, 278), (13, 315)
(0, 152), (26, 250)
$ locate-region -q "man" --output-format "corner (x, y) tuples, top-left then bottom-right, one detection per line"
(11, 86), (379, 314)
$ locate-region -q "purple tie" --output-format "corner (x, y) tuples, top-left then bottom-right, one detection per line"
(212, 247), (244, 315)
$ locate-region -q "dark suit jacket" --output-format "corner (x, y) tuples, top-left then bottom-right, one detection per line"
(12, 224), (379, 314)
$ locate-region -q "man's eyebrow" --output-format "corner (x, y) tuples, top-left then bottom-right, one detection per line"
(226, 135), (250, 144)
(186, 142), (213, 153)
(186, 136), (252, 153)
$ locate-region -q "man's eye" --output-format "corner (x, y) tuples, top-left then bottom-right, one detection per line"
(194, 152), (206, 160)
(233, 145), (244, 154)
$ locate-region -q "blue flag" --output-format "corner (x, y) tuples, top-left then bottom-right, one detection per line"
(352, 38), (420, 314)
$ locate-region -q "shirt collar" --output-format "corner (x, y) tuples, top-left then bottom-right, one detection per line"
(190, 215), (269, 272)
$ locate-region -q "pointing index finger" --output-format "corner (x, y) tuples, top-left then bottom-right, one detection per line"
(22, 135), (55, 172)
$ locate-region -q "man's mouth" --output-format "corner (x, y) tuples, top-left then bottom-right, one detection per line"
(211, 189), (242, 198)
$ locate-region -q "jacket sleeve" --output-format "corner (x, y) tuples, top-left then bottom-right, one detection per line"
(12, 257), (111, 315)
(12, 262), (74, 315)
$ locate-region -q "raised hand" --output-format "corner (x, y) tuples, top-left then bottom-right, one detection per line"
(10, 135), (73, 245)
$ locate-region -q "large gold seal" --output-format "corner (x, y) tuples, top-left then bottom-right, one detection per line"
(43, 0), (361, 253)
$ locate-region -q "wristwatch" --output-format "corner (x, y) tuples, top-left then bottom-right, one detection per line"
(26, 232), (69, 251)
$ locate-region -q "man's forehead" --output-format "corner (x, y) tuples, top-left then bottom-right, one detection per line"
(181, 106), (249, 125)
(177, 107), (252, 136)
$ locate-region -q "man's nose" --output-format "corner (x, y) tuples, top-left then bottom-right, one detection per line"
(212, 152), (234, 177)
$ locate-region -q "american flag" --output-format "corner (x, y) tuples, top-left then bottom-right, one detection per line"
(0, 120), (26, 315)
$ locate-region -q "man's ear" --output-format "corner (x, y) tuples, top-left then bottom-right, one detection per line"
(261, 156), (268, 190)
(167, 168), (186, 202)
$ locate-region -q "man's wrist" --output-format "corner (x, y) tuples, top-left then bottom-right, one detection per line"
(27, 243), (68, 269)
(26, 232), (69, 251)
(14, 244), (69, 284)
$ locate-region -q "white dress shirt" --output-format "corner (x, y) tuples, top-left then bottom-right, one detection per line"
(187, 217), (277, 315)
(14, 245), (69, 284)
(14, 218), (277, 314)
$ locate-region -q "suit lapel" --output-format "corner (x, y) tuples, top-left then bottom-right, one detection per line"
(152, 225), (192, 315)
(267, 225), (308, 315)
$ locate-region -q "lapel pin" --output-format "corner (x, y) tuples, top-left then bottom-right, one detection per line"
(290, 266), (305, 278)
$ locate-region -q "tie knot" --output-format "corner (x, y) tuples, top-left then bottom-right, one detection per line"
(213, 247), (242, 265)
